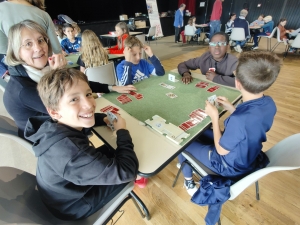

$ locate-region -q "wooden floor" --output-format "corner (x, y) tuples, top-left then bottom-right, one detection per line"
(108, 40), (300, 225)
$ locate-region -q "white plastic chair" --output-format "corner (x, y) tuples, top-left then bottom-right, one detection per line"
(84, 62), (118, 85)
(284, 33), (300, 58)
(230, 27), (246, 41)
(271, 27), (288, 52)
(258, 27), (277, 51)
(0, 166), (150, 225)
(184, 25), (198, 46)
(173, 133), (300, 224)
(145, 27), (157, 45)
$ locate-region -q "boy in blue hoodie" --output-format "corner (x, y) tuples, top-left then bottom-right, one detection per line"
(116, 36), (165, 85)
(25, 68), (139, 220)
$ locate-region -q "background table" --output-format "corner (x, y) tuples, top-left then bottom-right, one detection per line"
(65, 54), (125, 68)
(93, 72), (241, 177)
(100, 32), (143, 47)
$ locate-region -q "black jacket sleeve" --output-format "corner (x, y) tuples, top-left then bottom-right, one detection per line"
(63, 129), (139, 185)
(89, 81), (110, 93)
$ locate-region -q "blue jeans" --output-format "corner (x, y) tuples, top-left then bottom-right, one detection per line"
(253, 32), (267, 47)
(209, 20), (221, 39)
(195, 28), (201, 35)
(178, 129), (217, 178)
(235, 39), (247, 47)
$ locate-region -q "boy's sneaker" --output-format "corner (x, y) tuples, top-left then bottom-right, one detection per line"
(251, 46), (259, 50)
(204, 38), (209, 43)
(229, 40), (236, 46)
(235, 45), (243, 53)
(184, 179), (198, 196)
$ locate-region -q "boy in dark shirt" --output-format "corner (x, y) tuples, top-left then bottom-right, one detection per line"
(25, 68), (138, 220)
(178, 51), (281, 196)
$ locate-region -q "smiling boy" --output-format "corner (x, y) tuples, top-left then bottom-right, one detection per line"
(178, 32), (238, 87)
(25, 68), (138, 220)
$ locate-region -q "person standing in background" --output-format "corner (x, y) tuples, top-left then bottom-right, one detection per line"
(209, 0), (224, 39)
(174, 3), (186, 43)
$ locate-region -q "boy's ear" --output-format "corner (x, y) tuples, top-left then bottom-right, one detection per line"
(235, 79), (242, 90)
(47, 108), (61, 120)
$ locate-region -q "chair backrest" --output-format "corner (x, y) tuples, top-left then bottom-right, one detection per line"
(184, 25), (195, 36)
(0, 166), (135, 225)
(0, 78), (7, 93)
(229, 133), (300, 200)
(84, 62), (117, 85)
(268, 27), (277, 38)
(276, 27), (283, 42)
(230, 28), (246, 41)
(146, 27), (156, 37)
(0, 115), (34, 155)
(291, 34), (300, 48)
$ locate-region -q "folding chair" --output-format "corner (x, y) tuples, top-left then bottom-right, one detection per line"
(173, 133), (300, 225)
(258, 27), (277, 51)
(145, 27), (157, 45)
(184, 26), (198, 46)
(84, 62), (118, 85)
(271, 27), (288, 53)
(284, 33), (300, 59)
(0, 166), (150, 225)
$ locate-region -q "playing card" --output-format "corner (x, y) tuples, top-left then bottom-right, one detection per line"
(208, 95), (217, 104)
(117, 95), (132, 104)
(166, 92), (178, 99)
(168, 74), (176, 82)
(100, 105), (113, 112)
(207, 85), (220, 93)
(209, 67), (216, 72)
(195, 81), (209, 88)
(159, 83), (175, 90)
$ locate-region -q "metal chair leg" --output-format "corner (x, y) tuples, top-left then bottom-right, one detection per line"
(129, 191), (151, 220)
(255, 181), (260, 200)
(218, 218), (222, 225)
(172, 161), (187, 187)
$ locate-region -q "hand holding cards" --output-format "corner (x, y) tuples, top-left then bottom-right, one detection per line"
(107, 111), (118, 131)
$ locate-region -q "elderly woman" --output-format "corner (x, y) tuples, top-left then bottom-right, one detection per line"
(3, 20), (136, 139)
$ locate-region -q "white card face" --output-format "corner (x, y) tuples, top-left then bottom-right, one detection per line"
(166, 92), (178, 99)
(159, 82), (175, 89)
(208, 95), (217, 104)
(168, 74), (176, 82)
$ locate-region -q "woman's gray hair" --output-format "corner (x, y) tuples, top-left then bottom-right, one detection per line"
(5, 20), (52, 66)
(240, 9), (248, 17)
(180, 3), (186, 8)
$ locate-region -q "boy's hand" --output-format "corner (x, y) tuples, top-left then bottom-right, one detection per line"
(181, 72), (193, 84)
(114, 114), (126, 131)
(205, 70), (217, 81)
(112, 85), (137, 93)
(217, 96), (236, 113)
(103, 116), (109, 125)
(205, 100), (219, 120)
(48, 54), (67, 70)
(143, 45), (153, 57)
(123, 47), (132, 62)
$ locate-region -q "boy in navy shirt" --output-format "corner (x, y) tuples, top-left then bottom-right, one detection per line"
(60, 23), (81, 54)
(116, 36), (165, 85)
(178, 51), (281, 196)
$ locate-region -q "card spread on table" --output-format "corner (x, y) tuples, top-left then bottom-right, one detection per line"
(179, 108), (207, 131)
(128, 91), (144, 100)
(166, 92), (178, 99)
(207, 85), (220, 93)
(195, 81), (209, 88)
(100, 105), (120, 114)
(159, 82), (175, 89)
(116, 94), (132, 104)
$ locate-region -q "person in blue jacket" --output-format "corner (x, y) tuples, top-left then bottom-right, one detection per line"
(252, 15), (274, 50)
(178, 51), (281, 197)
(116, 36), (165, 85)
(174, 3), (186, 43)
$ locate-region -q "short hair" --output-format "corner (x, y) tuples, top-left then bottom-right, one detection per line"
(229, 13), (236, 19)
(26, 0), (45, 10)
(210, 31), (229, 43)
(279, 18), (287, 23)
(259, 14), (264, 18)
(180, 3), (186, 8)
(6, 20), (52, 67)
(236, 51), (281, 94)
(124, 36), (143, 49)
(63, 23), (74, 32)
(263, 15), (272, 23)
(240, 9), (248, 17)
(37, 68), (89, 111)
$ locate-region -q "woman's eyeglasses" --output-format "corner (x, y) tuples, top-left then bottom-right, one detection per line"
(208, 42), (228, 47)
(20, 37), (49, 50)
